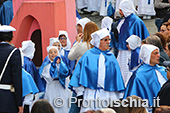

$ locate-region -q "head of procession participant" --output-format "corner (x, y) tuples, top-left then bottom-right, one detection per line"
(21, 40), (35, 60)
(58, 30), (71, 50)
(101, 16), (113, 32)
(47, 46), (59, 62)
(139, 44), (160, 66)
(82, 21), (99, 48)
(76, 17), (91, 34)
(126, 35), (141, 51)
(49, 37), (61, 51)
(119, 0), (136, 18)
(90, 28), (111, 51)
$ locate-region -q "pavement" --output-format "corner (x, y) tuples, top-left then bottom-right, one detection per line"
(80, 13), (158, 35)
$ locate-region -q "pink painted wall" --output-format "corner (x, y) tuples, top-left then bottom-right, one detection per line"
(11, 0), (77, 59)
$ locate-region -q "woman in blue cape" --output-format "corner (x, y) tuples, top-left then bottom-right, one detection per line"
(69, 28), (125, 112)
(39, 46), (71, 113)
(124, 44), (168, 113)
(21, 40), (45, 92)
(116, 0), (150, 85)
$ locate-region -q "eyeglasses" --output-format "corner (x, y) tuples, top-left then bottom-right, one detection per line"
(101, 38), (111, 41)
(60, 38), (67, 40)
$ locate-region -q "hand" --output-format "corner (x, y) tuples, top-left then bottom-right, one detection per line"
(18, 106), (23, 113)
(76, 33), (83, 42)
(56, 58), (61, 64)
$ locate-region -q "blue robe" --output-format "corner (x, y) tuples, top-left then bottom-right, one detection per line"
(124, 63), (167, 106)
(128, 47), (141, 71)
(50, 56), (69, 88)
(118, 13), (150, 50)
(69, 47), (125, 92)
(0, 0), (13, 25)
(22, 68), (39, 97)
(39, 56), (69, 90)
(23, 56), (45, 92)
(63, 49), (76, 74)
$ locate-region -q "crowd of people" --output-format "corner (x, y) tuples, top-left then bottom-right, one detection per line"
(0, 0), (170, 113)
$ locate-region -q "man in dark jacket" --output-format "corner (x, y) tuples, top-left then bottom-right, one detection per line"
(0, 25), (23, 113)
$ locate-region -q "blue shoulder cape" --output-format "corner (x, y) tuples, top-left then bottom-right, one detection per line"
(69, 47), (125, 92)
(23, 56), (45, 92)
(128, 47), (141, 71)
(22, 68), (39, 97)
(64, 50), (76, 74)
(50, 56), (69, 88)
(118, 13), (150, 50)
(0, 0), (13, 25)
(123, 63), (167, 106)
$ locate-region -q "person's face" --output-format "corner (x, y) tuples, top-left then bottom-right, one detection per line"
(53, 42), (61, 50)
(99, 36), (111, 51)
(59, 35), (67, 47)
(150, 49), (160, 66)
(49, 48), (58, 61)
(165, 44), (170, 58)
(164, 25), (170, 37)
(160, 25), (167, 33)
(76, 24), (83, 34)
(119, 9), (124, 17)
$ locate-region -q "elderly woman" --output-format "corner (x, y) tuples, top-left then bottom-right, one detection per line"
(69, 28), (125, 113)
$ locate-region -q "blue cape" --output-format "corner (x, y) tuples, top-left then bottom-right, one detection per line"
(128, 47), (141, 71)
(118, 14), (150, 50)
(69, 47), (125, 92)
(22, 68), (39, 97)
(124, 63), (167, 106)
(50, 56), (69, 88)
(63, 49), (76, 74)
(0, 0), (13, 25)
(23, 56), (45, 92)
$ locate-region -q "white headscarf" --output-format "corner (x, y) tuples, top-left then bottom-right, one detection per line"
(90, 28), (110, 48)
(139, 44), (159, 65)
(58, 30), (71, 51)
(101, 16), (113, 32)
(76, 17), (91, 31)
(119, 0), (136, 17)
(46, 46), (58, 53)
(49, 37), (60, 46)
(21, 40), (35, 59)
(126, 35), (141, 50)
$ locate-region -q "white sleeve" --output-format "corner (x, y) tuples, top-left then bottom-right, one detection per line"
(23, 94), (34, 106)
(73, 86), (85, 96)
(68, 42), (82, 60)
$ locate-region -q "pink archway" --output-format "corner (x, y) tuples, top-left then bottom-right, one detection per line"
(11, 0), (76, 61)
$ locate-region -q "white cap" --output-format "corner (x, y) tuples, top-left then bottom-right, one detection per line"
(58, 30), (71, 50)
(101, 16), (113, 32)
(119, 0), (136, 17)
(0, 25), (16, 32)
(21, 40), (35, 59)
(49, 37), (60, 46)
(126, 35), (141, 50)
(139, 44), (159, 65)
(47, 46), (58, 53)
(90, 28), (110, 48)
(76, 17), (91, 31)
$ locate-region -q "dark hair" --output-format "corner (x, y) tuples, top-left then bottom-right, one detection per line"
(145, 35), (163, 49)
(0, 32), (13, 42)
(59, 34), (66, 39)
(31, 99), (54, 113)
